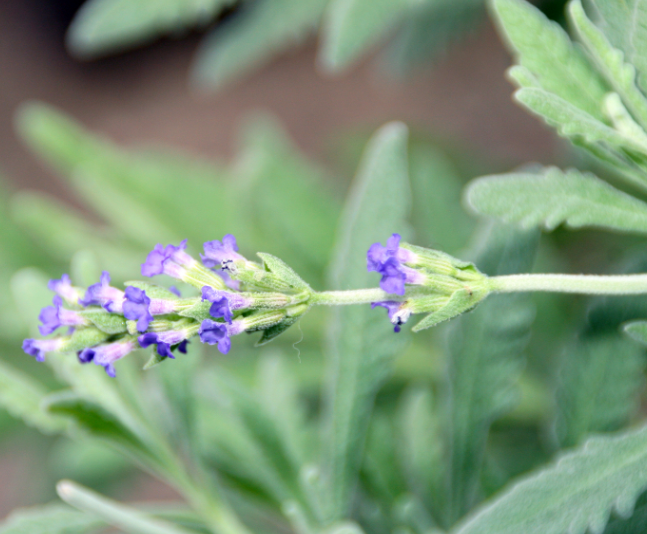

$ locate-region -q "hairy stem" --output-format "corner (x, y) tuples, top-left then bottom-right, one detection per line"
(490, 273), (647, 295)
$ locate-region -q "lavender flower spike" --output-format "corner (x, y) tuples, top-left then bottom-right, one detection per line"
(23, 338), (65, 362)
(201, 234), (245, 269)
(199, 319), (245, 354)
(123, 286), (153, 332)
(80, 271), (125, 313)
(48, 274), (83, 305)
(202, 286), (251, 324)
(39, 295), (89, 335)
(141, 240), (197, 280)
(78, 338), (137, 377)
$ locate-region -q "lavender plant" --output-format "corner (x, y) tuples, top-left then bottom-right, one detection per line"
(7, 0), (647, 533)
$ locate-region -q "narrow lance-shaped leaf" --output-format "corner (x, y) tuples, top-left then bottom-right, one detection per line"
(320, 0), (414, 72)
(554, 333), (645, 448)
(491, 0), (608, 119)
(465, 167), (647, 234)
(67, 0), (233, 59)
(568, 0), (647, 131)
(451, 421), (647, 534)
(322, 122), (411, 520)
(444, 224), (538, 524)
(0, 504), (102, 534)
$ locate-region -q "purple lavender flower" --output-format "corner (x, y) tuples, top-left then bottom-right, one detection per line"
(80, 271), (125, 312)
(201, 234), (245, 269)
(78, 339), (137, 377)
(371, 301), (411, 333)
(169, 286), (181, 297)
(216, 268), (241, 291)
(48, 274), (83, 304)
(367, 234), (423, 295)
(141, 240), (197, 280)
(198, 319), (244, 354)
(23, 338), (65, 362)
(201, 286), (251, 324)
(138, 330), (190, 358)
(39, 296), (88, 335)
(123, 286), (153, 332)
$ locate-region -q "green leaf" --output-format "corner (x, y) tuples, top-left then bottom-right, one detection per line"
(568, 0), (647, 131)
(451, 421), (647, 534)
(67, 0), (232, 58)
(514, 87), (647, 154)
(57, 480), (194, 534)
(320, 0), (413, 72)
(409, 141), (474, 254)
(0, 360), (65, 434)
(554, 333), (645, 448)
(465, 166), (647, 234)
(81, 310), (127, 335)
(444, 224), (538, 523)
(0, 503), (102, 534)
(625, 320), (647, 346)
(193, 0), (328, 90)
(257, 253), (312, 292)
(603, 491), (647, 534)
(412, 288), (481, 333)
(492, 0), (608, 119)
(255, 315), (301, 346)
(397, 386), (443, 517)
(44, 391), (169, 472)
(323, 121), (411, 520)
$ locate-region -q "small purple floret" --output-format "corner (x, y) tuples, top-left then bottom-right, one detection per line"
(138, 330), (188, 359)
(48, 274), (82, 304)
(80, 271), (125, 312)
(371, 301), (404, 333)
(199, 319), (232, 354)
(367, 234), (421, 295)
(23, 338), (63, 362)
(78, 339), (136, 377)
(142, 240), (195, 280)
(39, 296), (86, 335)
(201, 234), (244, 269)
(123, 286), (153, 333)
(202, 286), (250, 324)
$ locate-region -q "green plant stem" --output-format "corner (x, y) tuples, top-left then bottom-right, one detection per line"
(490, 273), (647, 295)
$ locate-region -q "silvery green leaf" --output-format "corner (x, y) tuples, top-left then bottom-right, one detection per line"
(0, 504), (102, 534)
(624, 320), (647, 345)
(178, 300), (211, 322)
(67, 0), (233, 58)
(81, 310), (128, 335)
(143, 351), (169, 370)
(0, 360), (65, 434)
(444, 225), (538, 523)
(192, 0), (328, 89)
(323, 122), (411, 520)
(255, 316), (301, 346)
(514, 87), (647, 154)
(412, 288), (479, 333)
(554, 334), (645, 448)
(569, 0), (647, 130)
(257, 252), (312, 292)
(57, 480), (194, 534)
(451, 421), (647, 534)
(320, 0), (414, 72)
(492, 0), (608, 119)
(465, 167), (647, 234)
(603, 491), (647, 534)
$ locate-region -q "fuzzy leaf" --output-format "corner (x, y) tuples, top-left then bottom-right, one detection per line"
(492, 0), (608, 118)
(67, 0), (232, 58)
(57, 480), (194, 534)
(452, 421), (647, 534)
(257, 253), (312, 292)
(0, 503), (102, 534)
(81, 310), (127, 335)
(554, 333), (645, 448)
(569, 0), (647, 131)
(320, 0), (414, 72)
(444, 225), (538, 522)
(0, 360), (65, 434)
(193, 0), (328, 89)
(466, 167), (647, 234)
(255, 316), (301, 346)
(323, 122), (411, 520)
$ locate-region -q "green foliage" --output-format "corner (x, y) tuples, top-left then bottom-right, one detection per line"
(443, 225), (538, 524)
(554, 334), (645, 448)
(452, 422), (647, 534)
(0, 504), (102, 534)
(466, 166), (647, 234)
(323, 122), (411, 520)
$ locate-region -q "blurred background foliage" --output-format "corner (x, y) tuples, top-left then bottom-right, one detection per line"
(3, 0), (647, 531)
